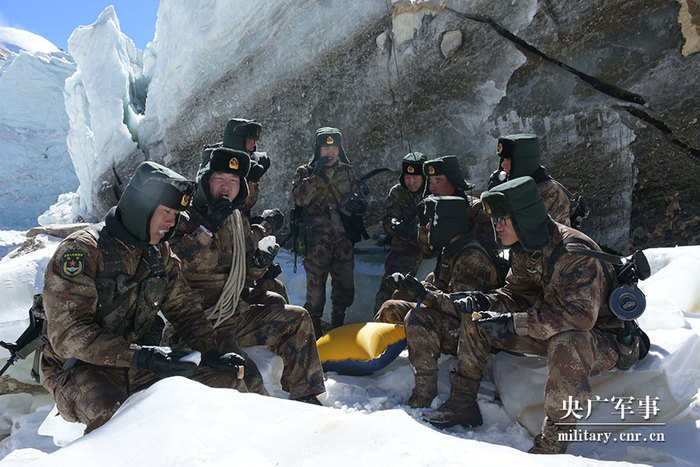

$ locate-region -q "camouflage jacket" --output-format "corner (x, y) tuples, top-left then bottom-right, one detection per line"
(42, 225), (217, 379)
(170, 207), (269, 310)
(538, 178), (572, 226)
(489, 223), (621, 340)
(421, 235), (502, 315)
(382, 183), (424, 244)
(291, 161), (364, 245)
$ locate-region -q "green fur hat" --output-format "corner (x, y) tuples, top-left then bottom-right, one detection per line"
(497, 134), (542, 179)
(222, 118), (262, 152)
(423, 155), (475, 191)
(422, 196), (470, 248)
(193, 147), (251, 212)
(116, 161), (195, 243)
(309, 127), (349, 164)
(480, 176), (554, 251)
(399, 152), (426, 192)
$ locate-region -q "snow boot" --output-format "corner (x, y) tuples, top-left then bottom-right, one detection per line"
(423, 372), (482, 428)
(527, 417), (569, 454)
(406, 371), (437, 408)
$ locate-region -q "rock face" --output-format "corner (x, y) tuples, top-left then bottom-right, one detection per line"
(107, 1), (700, 251)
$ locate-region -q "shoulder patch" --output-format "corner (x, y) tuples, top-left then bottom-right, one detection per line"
(61, 250), (86, 278)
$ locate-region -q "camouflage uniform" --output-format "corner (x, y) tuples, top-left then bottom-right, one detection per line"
(171, 148), (325, 401)
(375, 234), (501, 327)
(460, 224), (620, 445)
(460, 177), (622, 452)
(373, 183), (425, 311)
(41, 163), (237, 433)
(291, 128), (366, 334)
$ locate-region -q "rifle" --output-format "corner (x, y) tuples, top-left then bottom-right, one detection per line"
(0, 294), (48, 382)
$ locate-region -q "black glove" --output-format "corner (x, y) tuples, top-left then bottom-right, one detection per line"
(345, 195), (367, 214)
(311, 157), (330, 177)
(202, 350), (246, 378)
(452, 291), (491, 314)
(131, 346), (198, 378)
(257, 154), (271, 174)
(251, 237), (280, 269)
(262, 262), (283, 280)
(202, 198), (235, 233)
(390, 218), (416, 240)
(261, 208), (284, 232)
(384, 272), (406, 290)
(473, 311), (516, 340)
(401, 274), (428, 301)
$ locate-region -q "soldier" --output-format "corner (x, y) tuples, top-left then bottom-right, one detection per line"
(487, 134), (572, 225)
(170, 147), (325, 404)
(291, 127), (367, 337)
(422, 155), (499, 260)
(41, 161), (247, 433)
(374, 197), (501, 412)
(221, 118), (281, 230)
(451, 176), (622, 454)
(222, 118), (287, 301)
(372, 152), (428, 312)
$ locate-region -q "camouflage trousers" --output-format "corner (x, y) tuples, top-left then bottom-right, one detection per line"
(409, 304), (620, 424)
(247, 278), (290, 304)
(49, 364), (239, 433)
(373, 299), (417, 324)
(215, 298), (326, 400)
(303, 238), (354, 320)
(373, 242), (423, 313)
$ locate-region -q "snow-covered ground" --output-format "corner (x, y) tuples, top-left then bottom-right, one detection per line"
(0, 232), (697, 466)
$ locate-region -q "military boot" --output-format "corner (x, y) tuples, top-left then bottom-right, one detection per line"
(527, 417), (569, 454)
(406, 371), (437, 408)
(423, 372), (482, 428)
(331, 309), (345, 329)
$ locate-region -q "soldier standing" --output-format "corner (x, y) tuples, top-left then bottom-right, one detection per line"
(170, 147), (326, 404)
(373, 152), (427, 312)
(291, 127), (367, 337)
(41, 161), (247, 433)
(451, 176), (623, 454)
(487, 134), (572, 226)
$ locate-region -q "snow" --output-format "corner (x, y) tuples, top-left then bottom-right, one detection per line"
(0, 28), (77, 231)
(0, 28), (61, 57)
(0, 238), (698, 466)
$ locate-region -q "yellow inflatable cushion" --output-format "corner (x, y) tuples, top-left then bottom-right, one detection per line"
(316, 322), (406, 376)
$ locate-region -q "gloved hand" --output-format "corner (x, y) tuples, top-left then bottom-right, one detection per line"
(390, 218), (416, 240)
(401, 274), (428, 301)
(311, 157), (330, 177)
(202, 198), (235, 233)
(131, 346), (198, 378)
(202, 350), (246, 379)
(384, 272), (406, 290)
(251, 236), (280, 269)
(261, 208), (284, 232)
(452, 291), (491, 314)
(262, 262), (283, 280)
(345, 195), (367, 214)
(257, 154), (271, 174)
(473, 311), (516, 340)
